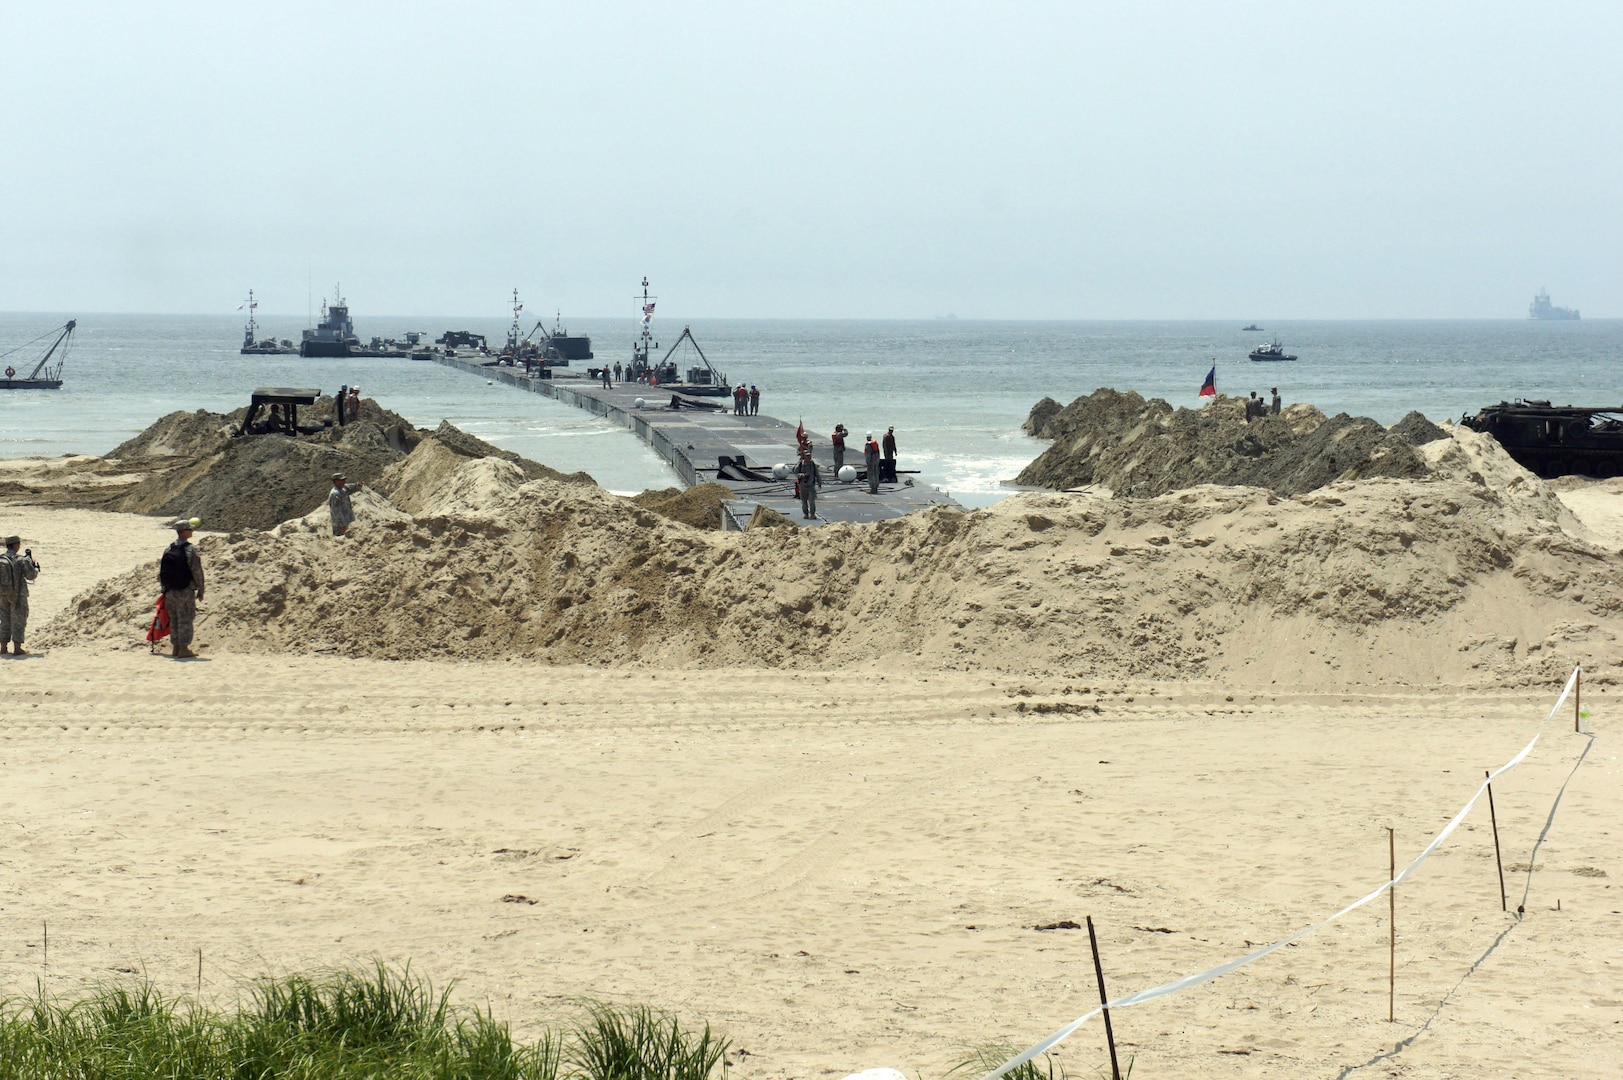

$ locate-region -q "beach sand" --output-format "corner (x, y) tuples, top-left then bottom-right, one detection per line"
(1, 504), (1620, 1077)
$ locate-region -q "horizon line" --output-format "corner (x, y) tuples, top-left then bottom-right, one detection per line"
(0, 311), (1615, 324)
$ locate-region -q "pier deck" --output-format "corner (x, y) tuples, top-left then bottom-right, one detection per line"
(429, 355), (960, 527)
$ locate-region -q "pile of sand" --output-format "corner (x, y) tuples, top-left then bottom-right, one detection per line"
(0, 401), (591, 533)
(1019, 388), (1451, 496)
(374, 425), (591, 520)
(39, 426), (1623, 687)
(629, 483), (735, 530)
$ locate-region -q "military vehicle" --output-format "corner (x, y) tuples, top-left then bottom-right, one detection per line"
(1460, 400), (1623, 478)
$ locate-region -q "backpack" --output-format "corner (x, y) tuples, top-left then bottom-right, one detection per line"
(158, 542), (193, 592)
(0, 555), (13, 592)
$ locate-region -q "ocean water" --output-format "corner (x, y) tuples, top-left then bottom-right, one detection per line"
(1, 313), (1618, 504)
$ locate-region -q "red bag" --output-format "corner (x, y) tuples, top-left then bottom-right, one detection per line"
(146, 594), (171, 646)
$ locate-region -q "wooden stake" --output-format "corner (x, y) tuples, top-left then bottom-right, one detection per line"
(42, 920), (48, 973)
(1486, 771), (1507, 912)
(1086, 916), (1123, 1080)
(1575, 666), (1582, 733)
(197, 948), (203, 999)
(1388, 828), (1396, 1023)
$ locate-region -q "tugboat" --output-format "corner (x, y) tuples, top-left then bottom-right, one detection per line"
(494, 290), (592, 369)
(1, 319), (75, 390)
(1461, 400), (1623, 478)
(1248, 338), (1298, 362)
(539, 312), (593, 363)
(299, 285), (360, 357)
(239, 290), (297, 354)
(1528, 288), (1580, 321)
(623, 277), (731, 396)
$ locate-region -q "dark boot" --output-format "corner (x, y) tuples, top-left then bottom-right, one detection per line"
(0, 642), (8, 655)
(11, 643), (24, 656)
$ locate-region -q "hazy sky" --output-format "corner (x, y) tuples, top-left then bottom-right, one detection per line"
(3, 2), (1617, 318)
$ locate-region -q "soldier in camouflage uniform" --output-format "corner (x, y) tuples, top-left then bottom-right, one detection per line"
(158, 520), (206, 658)
(0, 535), (40, 655)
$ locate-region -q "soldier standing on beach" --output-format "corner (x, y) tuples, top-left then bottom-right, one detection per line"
(158, 521), (205, 659)
(831, 424), (847, 471)
(328, 473), (363, 536)
(0, 535), (40, 655)
(795, 450), (822, 519)
(1271, 387), (1282, 415)
(749, 385), (760, 415)
(864, 431), (882, 494)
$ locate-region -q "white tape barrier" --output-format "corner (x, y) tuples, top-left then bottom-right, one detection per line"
(979, 666), (1582, 1080)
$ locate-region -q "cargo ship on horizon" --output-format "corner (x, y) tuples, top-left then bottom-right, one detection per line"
(1529, 288), (1580, 321)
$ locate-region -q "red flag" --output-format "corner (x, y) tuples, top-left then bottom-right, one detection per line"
(146, 594), (171, 643)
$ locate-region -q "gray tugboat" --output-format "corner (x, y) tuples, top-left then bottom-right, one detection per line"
(300, 286), (360, 357)
(1, 319), (75, 390)
(1528, 288), (1580, 321)
(1461, 400), (1623, 478)
(240, 290), (297, 354)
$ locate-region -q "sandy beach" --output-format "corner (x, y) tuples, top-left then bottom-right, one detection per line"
(1, 489), (1620, 1077)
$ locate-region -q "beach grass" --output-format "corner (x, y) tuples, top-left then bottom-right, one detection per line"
(0, 962), (726, 1080)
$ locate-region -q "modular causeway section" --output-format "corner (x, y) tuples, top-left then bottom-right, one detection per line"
(429, 354), (960, 527)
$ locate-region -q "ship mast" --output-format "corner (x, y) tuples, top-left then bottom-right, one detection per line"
(634, 276), (657, 374)
(243, 289), (258, 347)
(508, 287), (524, 352)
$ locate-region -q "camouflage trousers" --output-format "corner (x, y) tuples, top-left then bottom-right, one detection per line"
(165, 588), (197, 647)
(0, 592), (26, 644)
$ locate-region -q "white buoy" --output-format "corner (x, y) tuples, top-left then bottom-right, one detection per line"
(486, 380), (494, 385)
(772, 463), (791, 479)
(837, 465), (857, 482)
(634, 397), (646, 409)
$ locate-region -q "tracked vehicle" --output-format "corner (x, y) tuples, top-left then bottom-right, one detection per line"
(1460, 400), (1623, 478)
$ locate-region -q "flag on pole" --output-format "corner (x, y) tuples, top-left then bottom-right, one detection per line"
(1199, 362), (1217, 398)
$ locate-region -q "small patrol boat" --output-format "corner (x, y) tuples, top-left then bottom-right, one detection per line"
(1, 319), (75, 390)
(1248, 338), (1298, 362)
(1242, 324), (1264, 331)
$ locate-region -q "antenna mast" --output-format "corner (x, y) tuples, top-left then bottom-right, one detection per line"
(633, 276), (657, 377)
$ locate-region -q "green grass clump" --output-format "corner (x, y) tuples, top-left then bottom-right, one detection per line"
(0, 963), (726, 1080)
(570, 1002), (727, 1080)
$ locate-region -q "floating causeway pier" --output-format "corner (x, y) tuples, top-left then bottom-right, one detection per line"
(429, 355), (961, 527)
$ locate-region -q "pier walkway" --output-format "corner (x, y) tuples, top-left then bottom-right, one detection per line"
(429, 355), (960, 528)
